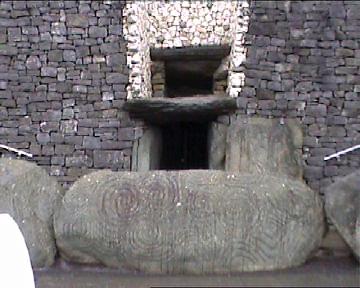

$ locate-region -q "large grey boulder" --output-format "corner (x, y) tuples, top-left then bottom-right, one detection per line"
(225, 117), (303, 179)
(0, 158), (63, 267)
(54, 170), (324, 274)
(325, 170), (360, 260)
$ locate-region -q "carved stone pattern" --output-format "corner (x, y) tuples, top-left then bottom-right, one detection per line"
(55, 170), (324, 274)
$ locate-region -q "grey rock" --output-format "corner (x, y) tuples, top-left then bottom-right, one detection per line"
(65, 155), (92, 167)
(67, 14), (89, 28)
(208, 122), (227, 170)
(93, 150), (124, 169)
(132, 127), (162, 172)
(51, 22), (66, 35)
(325, 170), (360, 260)
(225, 117), (303, 179)
(54, 170), (324, 274)
(83, 136), (101, 149)
(106, 73), (128, 84)
(100, 42), (120, 54)
(26, 56), (41, 70)
(0, 158), (63, 267)
(41, 67), (57, 77)
(0, 45), (18, 56)
(63, 50), (76, 62)
(48, 50), (63, 62)
(36, 133), (51, 144)
(89, 26), (107, 38)
(76, 46), (90, 58)
(106, 53), (125, 66)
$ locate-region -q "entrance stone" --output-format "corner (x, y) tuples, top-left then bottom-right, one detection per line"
(0, 158), (63, 267)
(54, 170), (324, 274)
(325, 170), (360, 260)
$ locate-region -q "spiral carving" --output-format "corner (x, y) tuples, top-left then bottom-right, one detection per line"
(55, 170), (324, 273)
(97, 175), (141, 225)
(142, 173), (180, 215)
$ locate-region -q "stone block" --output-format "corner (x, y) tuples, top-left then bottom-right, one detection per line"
(41, 67), (57, 77)
(48, 50), (63, 62)
(225, 117), (303, 179)
(65, 155), (92, 167)
(54, 170), (324, 273)
(106, 73), (127, 84)
(93, 150), (124, 169)
(63, 50), (76, 62)
(0, 45), (18, 55)
(100, 42), (120, 54)
(0, 158), (63, 267)
(26, 56), (41, 70)
(89, 26), (107, 38)
(208, 122), (227, 170)
(325, 170), (360, 260)
(83, 136), (101, 149)
(106, 53), (125, 66)
(306, 104), (327, 117)
(67, 14), (89, 28)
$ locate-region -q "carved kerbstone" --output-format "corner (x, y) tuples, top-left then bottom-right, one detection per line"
(0, 158), (63, 267)
(325, 170), (360, 260)
(54, 170), (324, 274)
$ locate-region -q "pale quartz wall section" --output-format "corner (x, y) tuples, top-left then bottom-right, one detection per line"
(146, 1), (237, 48)
(123, 0), (250, 99)
(123, 2), (152, 100)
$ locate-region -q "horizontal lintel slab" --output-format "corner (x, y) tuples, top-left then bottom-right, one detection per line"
(123, 95), (236, 123)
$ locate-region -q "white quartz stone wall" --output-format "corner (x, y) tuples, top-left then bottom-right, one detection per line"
(146, 1), (238, 48)
(123, 0), (250, 99)
(123, 2), (152, 99)
(228, 0), (250, 98)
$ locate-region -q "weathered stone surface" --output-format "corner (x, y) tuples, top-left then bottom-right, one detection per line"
(124, 95), (237, 123)
(0, 158), (63, 267)
(208, 121), (227, 170)
(225, 117), (303, 179)
(54, 170), (324, 274)
(325, 170), (360, 260)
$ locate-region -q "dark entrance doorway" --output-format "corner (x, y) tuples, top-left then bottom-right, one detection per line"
(160, 122), (209, 170)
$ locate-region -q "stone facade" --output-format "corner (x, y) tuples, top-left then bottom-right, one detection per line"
(0, 0), (358, 198)
(236, 0), (360, 197)
(0, 0), (140, 188)
(123, 0), (250, 99)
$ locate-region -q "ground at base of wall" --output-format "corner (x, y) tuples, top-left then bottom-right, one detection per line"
(34, 257), (358, 288)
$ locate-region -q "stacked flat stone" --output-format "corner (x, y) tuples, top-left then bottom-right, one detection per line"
(0, 1), (134, 189)
(228, 0), (250, 98)
(146, 1), (237, 48)
(123, 2), (152, 99)
(151, 62), (166, 98)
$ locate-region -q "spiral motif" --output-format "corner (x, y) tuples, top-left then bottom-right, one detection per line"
(97, 176), (141, 225)
(122, 218), (181, 262)
(141, 173), (180, 215)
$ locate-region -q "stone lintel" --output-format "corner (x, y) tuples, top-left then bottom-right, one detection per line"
(123, 95), (236, 123)
(150, 45), (231, 61)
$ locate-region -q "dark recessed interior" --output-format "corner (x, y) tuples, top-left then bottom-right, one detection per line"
(160, 122), (209, 170)
(165, 60), (221, 97)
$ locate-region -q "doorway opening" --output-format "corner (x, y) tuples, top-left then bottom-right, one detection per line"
(160, 122), (209, 170)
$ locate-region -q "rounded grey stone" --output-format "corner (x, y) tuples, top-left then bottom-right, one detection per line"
(55, 170), (324, 274)
(325, 170), (360, 260)
(0, 158), (64, 267)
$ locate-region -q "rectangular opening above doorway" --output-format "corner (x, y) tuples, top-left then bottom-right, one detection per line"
(151, 45), (230, 98)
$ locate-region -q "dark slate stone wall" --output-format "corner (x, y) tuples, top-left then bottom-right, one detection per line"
(0, 0), (359, 195)
(0, 0), (143, 188)
(235, 0), (360, 196)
